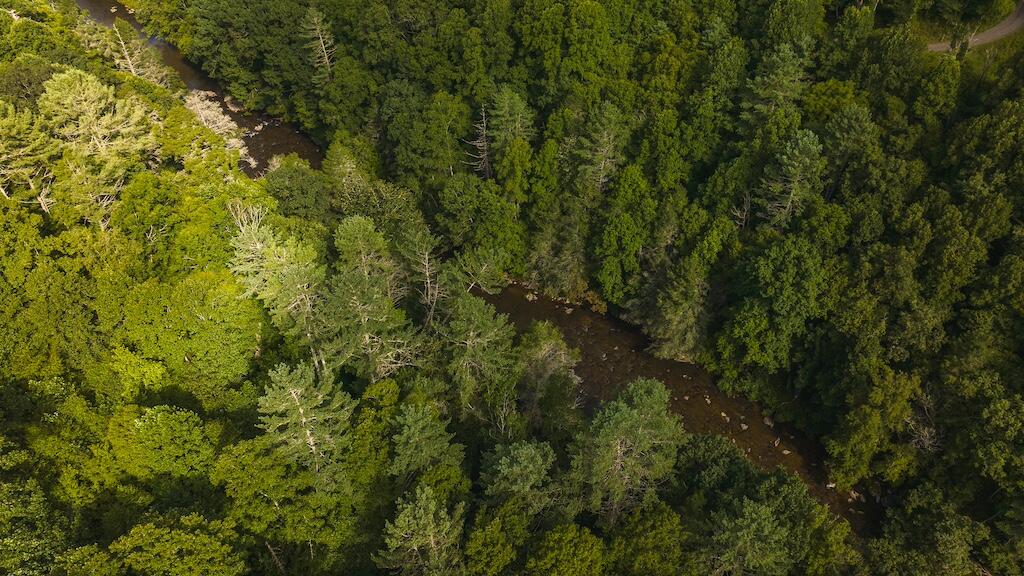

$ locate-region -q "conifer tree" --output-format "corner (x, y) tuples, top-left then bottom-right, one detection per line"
(376, 486), (465, 576)
(258, 362), (356, 474)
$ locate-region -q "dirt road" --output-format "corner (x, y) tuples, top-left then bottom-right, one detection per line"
(929, 1), (1024, 51)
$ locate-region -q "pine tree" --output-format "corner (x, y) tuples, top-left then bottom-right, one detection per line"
(481, 441), (555, 511)
(489, 87), (536, 153)
(229, 201), (327, 365)
(388, 403), (460, 480)
(398, 226), (447, 329)
(757, 129), (825, 228)
(258, 363), (356, 474)
(440, 294), (522, 437)
(570, 378), (684, 523)
(594, 165), (657, 305)
(75, 19), (170, 87)
(110, 19), (171, 87)
(576, 102), (628, 195)
(302, 7), (337, 85)
(37, 70), (155, 170)
(707, 499), (794, 576)
(465, 108), (493, 179)
(0, 103), (54, 203)
(319, 216), (418, 379)
(376, 486), (465, 576)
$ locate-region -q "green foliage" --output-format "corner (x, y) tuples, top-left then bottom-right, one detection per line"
(437, 174), (526, 276)
(869, 485), (989, 576)
(212, 435), (358, 561)
(0, 101), (54, 201)
(570, 378), (684, 522)
(440, 294), (523, 438)
(631, 205), (737, 363)
(376, 486), (465, 576)
(0, 52), (54, 106)
(105, 405), (215, 480)
(383, 88), (470, 193)
(490, 86), (536, 153)
(106, 515), (245, 576)
(320, 216), (418, 379)
(524, 524), (606, 576)
(38, 69), (155, 179)
(516, 320), (584, 447)
(229, 202), (326, 345)
(0, 480), (67, 575)
(713, 234), (834, 407)
(388, 403), (461, 482)
(463, 513), (516, 576)
(259, 363), (356, 473)
(8, 0), (1024, 574)
(117, 271), (262, 410)
(263, 154), (335, 223)
(480, 440), (554, 511)
(595, 164), (657, 305)
(608, 500), (689, 576)
(707, 497), (796, 575)
(59, 516), (244, 576)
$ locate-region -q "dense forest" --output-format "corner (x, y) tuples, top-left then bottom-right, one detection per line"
(1, 0), (1023, 574)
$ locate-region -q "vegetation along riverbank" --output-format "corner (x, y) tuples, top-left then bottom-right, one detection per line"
(1, 0), (1023, 574)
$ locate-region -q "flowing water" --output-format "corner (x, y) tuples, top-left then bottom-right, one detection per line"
(481, 285), (877, 533)
(75, 0), (878, 534)
(76, 0), (322, 175)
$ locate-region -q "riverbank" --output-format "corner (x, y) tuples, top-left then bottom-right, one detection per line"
(75, 0), (322, 175)
(483, 283), (878, 533)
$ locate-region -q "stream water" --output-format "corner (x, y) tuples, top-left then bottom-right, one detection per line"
(74, 0), (878, 534)
(76, 0), (323, 175)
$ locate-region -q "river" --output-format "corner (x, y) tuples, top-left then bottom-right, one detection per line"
(74, 0), (877, 534)
(75, 0), (323, 175)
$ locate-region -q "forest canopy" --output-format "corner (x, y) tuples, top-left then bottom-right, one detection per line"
(1, 0), (1023, 574)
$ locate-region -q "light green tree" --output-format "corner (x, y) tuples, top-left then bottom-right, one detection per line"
(77, 18), (171, 87)
(116, 270), (263, 410)
(490, 86), (536, 152)
(481, 440), (554, 511)
(212, 435), (358, 563)
(440, 294), (522, 438)
(37, 70), (155, 182)
(320, 216), (418, 379)
(0, 103), (54, 204)
(388, 403), (462, 483)
(0, 480), (68, 576)
(228, 201), (327, 362)
(757, 129), (825, 228)
(105, 405), (215, 480)
(259, 362), (356, 474)
(302, 7), (336, 85)
(376, 486), (465, 576)
(570, 378), (684, 522)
